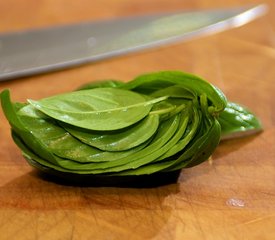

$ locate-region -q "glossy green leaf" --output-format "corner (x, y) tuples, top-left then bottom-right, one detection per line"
(76, 79), (125, 91)
(219, 102), (262, 140)
(61, 114), (159, 151)
(0, 90), (59, 165)
(121, 71), (227, 114)
(28, 87), (167, 131)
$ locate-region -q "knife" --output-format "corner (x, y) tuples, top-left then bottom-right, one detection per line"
(0, 4), (267, 81)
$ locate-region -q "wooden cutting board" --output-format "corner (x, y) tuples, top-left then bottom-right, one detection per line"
(0, 0), (275, 239)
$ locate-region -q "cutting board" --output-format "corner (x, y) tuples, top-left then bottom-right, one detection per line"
(0, 0), (275, 239)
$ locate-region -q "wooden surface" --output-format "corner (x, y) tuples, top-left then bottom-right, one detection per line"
(1, 0), (275, 239)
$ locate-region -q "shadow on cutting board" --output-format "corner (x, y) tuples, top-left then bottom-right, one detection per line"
(0, 168), (180, 211)
(35, 169), (181, 188)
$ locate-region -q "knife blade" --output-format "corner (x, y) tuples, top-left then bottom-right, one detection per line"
(0, 4), (267, 81)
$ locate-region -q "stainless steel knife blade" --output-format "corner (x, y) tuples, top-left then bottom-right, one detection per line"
(0, 4), (267, 81)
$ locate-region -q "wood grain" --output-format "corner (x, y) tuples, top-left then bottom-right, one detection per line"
(1, 0), (275, 239)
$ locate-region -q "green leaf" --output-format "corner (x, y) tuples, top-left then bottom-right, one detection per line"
(76, 79), (125, 91)
(61, 114), (159, 151)
(121, 71), (227, 114)
(11, 131), (101, 175)
(219, 102), (262, 140)
(0, 90), (59, 165)
(28, 88), (167, 131)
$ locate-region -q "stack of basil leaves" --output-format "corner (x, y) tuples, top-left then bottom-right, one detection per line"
(0, 71), (262, 179)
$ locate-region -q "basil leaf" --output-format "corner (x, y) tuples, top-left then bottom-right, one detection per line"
(156, 106), (200, 161)
(61, 114), (159, 151)
(77, 79), (124, 91)
(11, 131), (101, 175)
(153, 118), (221, 173)
(0, 90), (59, 165)
(121, 71), (227, 114)
(219, 102), (262, 140)
(28, 88), (167, 131)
